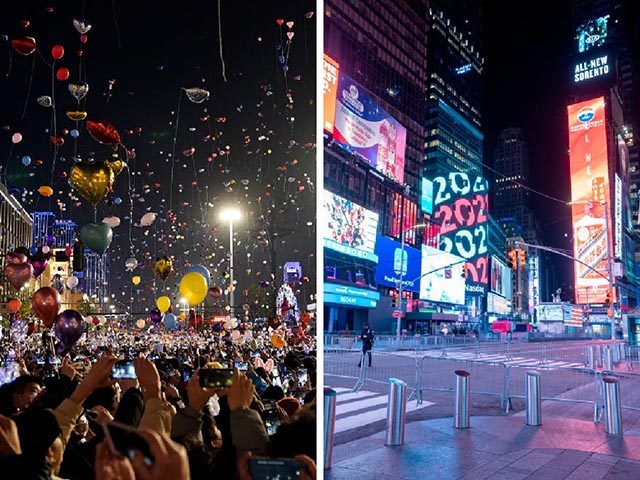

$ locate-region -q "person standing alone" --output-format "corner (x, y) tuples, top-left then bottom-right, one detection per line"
(358, 324), (374, 367)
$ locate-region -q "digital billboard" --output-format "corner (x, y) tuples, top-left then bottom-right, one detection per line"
(576, 15), (609, 53)
(324, 282), (380, 308)
(421, 178), (434, 215)
(490, 256), (512, 299)
(419, 245), (465, 305)
(322, 190), (379, 262)
(374, 236), (421, 292)
(487, 292), (511, 315)
(332, 73), (407, 184)
(323, 54), (340, 134)
(430, 172), (489, 295)
(573, 54), (610, 84)
(568, 97), (611, 304)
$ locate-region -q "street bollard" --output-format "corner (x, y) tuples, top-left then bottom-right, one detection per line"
(602, 377), (623, 435)
(324, 388), (337, 469)
(454, 370), (471, 429)
(587, 345), (596, 369)
(596, 345), (603, 368)
(385, 378), (408, 446)
(612, 343), (619, 363)
(604, 346), (613, 371)
(525, 371), (542, 426)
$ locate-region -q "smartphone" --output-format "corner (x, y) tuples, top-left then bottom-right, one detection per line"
(261, 406), (281, 436)
(297, 369), (308, 389)
(181, 366), (194, 383)
(248, 457), (303, 480)
(250, 351), (261, 358)
(111, 360), (137, 380)
(234, 361), (249, 372)
(0, 360), (20, 386)
(103, 421), (154, 466)
(199, 368), (234, 388)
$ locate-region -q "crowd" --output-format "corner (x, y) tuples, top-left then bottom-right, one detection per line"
(0, 319), (317, 479)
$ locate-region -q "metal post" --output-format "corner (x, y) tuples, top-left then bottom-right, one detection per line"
(385, 378), (408, 446)
(525, 371), (542, 426)
(602, 377), (622, 435)
(454, 370), (471, 428)
(602, 203), (615, 341)
(229, 220), (234, 316)
(323, 388), (337, 469)
(595, 345), (602, 368)
(502, 365), (511, 413)
(587, 345), (596, 369)
(604, 345), (613, 371)
(612, 343), (619, 363)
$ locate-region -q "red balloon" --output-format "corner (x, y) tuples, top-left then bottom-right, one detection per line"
(51, 45), (64, 60)
(56, 67), (70, 81)
(86, 120), (121, 145)
(7, 299), (22, 314)
(80, 34), (88, 44)
(276, 19), (284, 26)
(208, 286), (222, 299)
(32, 287), (61, 328)
(4, 263), (33, 290)
(11, 37), (36, 56)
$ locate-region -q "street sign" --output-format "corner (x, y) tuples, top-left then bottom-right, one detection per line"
(392, 309), (404, 318)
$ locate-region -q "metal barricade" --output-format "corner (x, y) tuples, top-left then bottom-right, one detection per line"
(454, 370), (471, 428)
(525, 370), (542, 426)
(385, 378), (408, 446)
(602, 377), (622, 435)
(323, 388), (337, 469)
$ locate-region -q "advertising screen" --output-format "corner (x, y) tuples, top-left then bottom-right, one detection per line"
(430, 172), (489, 295)
(568, 97), (611, 304)
(490, 256), (512, 299)
(374, 236), (421, 292)
(576, 15), (609, 53)
(535, 304), (566, 322)
(332, 73), (407, 184)
(323, 54), (340, 133)
(421, 178), (434, 215)
(324, 282), (380, 308)
(322, 190), (379, 262)
(566, 305), (584, 328)
(419, 245), (465, 305)
(487, 292), (511, 315)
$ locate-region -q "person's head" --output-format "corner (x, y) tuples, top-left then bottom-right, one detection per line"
(14, 407), (64, 474)
(11, 375), (43, 412)
(364, 324), (369, 330)
(269, 399), (316, 459)
(83, 385), (118, 414)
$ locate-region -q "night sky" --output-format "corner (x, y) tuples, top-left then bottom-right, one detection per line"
(0, 1), (316, 314)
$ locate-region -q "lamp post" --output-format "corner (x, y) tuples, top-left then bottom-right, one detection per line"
(219, 207), (242, 317)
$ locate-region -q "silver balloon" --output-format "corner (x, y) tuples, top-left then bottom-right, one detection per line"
(68, 83), (89, 101)
(184, 87), (210, 104)
(73, 19), (92, 34)
(37, 95), (52, 107)
(125, 257), (138, 271)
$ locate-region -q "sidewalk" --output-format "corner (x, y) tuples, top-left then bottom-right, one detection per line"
(326, 413), (640, 480)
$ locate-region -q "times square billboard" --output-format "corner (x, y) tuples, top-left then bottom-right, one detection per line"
(430, 172), (489, 296)
(322, 54), (407, 185)
(567, 97), (612, 304)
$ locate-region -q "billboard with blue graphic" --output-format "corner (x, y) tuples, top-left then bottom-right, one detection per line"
(324, 282), (380, 308)
(374, 236), (421, 292)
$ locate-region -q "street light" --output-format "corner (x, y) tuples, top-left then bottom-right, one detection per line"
(219, 207), (242, 317)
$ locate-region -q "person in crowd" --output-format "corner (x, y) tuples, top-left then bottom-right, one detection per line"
(358, 323), (374, 368)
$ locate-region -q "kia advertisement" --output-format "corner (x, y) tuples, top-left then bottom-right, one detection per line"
(322, 190), (379, 262)
(568, 97), (611, 304)
(419, 245), (466, 305)
(331, 73), (407, 185)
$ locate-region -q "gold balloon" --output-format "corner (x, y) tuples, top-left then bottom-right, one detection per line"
(106, 159), (127, 177)
(69, 163), (115, 207)
(154, 256), (173, 281)
(132, 275), (141, 285)
(66, 111), (87, 121)
(38, 185), (54, 197)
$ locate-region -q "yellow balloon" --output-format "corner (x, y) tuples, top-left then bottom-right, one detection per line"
(132, 275), (141, 285)
(178, 312), (186, 321)
(38, 185), (54, 197)
(154, 256), (173, 281)
(68, 163), (115, 207)
(106, 158), (127, 177)
(66, 111), (87, 121)
(156, 295), (171, 313)
(179, 272), (208, 306)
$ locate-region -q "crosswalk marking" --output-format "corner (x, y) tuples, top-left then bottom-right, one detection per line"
(337, 395), (391, 414)
(336, 390), (380, 402)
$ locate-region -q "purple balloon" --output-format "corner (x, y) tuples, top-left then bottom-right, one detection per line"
(31, 259), (48, 278)
(53, 309), (85, 350)
(150, 308), (163, 324)
(212, 322), (222, 333)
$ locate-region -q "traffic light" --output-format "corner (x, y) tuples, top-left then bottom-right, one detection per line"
(391, 291), (398, 308)
(507, 249), (517, 269)
(461, 264), (467, 278)
(605, 289), (612, 305)
(518, 249), (526, 269)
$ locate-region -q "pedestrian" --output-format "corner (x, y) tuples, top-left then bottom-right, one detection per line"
(358, 324), (374, 368)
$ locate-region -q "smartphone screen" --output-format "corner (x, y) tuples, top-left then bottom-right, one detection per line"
(111, 360), (137, 380)
(261, 407), (281, 436)
(248, 457), (302, 480)
(103, 422), (154, 466)
(297, 368), (308, 388)
(234, 361), (249, 372)
(0, 361), (20, 386)
(199, 368), (234, 388)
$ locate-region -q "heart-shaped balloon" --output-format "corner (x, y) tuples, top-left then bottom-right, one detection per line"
(254, 357), (265, 368)
(72, 18), (92, 34)
(30, 258), (48, 278)
(37, 95), (52, 107)
(154, 257), (173, 281)
(53, 309), (85, 351)
(66, 111), (87, 121)
(263, 358), (274, 373)
(69, 163), (115, 207)
(184, 87), (210, 104)
(86, 120), (121, 145)
(80, 222), (113, 255)
(6, 252), (28, 265)
(105, 159), (126, 176)
(4, 263), (33, 290)
(11, 37), (36, 56)
(68, 82), (89, 101)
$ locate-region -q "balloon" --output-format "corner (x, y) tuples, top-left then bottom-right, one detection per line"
(68, 82), (89, 101)
(73, 19), (92, 34)
(114, 197), (122, 205)
(179, 272), (208, 306)
(69, 162), (115, 207)
(4, 262), (33, 290)
(150, 308), (163, 324)
(70, 129), (80, 138)
(287, 31), (295, 40)
(154, 257), (172, 281)
(163, 313), (178, 330)
(50, 136), (64, 146)
(21, 155), (31, 166)
(132, 275), (141, 285)
(42, 246), (50, 254)
(66, 276), (79, 289)
(11, 133), (22, 144)
(66, 111), (87, 121)
(276, 19), (284, 26)
(6, 252), (27, 265)
(51, 45), (64, 60)
(80, 223), (113, 255)
(105, 159), (126, 176)
(184, 87), (210, 104)
(139, 212), (157, 227)
(38, 185), (54, 197)
(11, 37), (36, 55)
(102, 215), (120, 228)
(7, 299), (21, 314)
(125, 257), (138, 271)
(30, 257), (48, 278)
(54, 310), (85, 350)
(187, 265), (211, 285)
(136, 318), (146, 329)
(86, 120), (121, 145)
(286, 21), (294, 29)
(271, 334), (285, 349)
(37, 96), (52, 107)
(56, 67), (70, 81)
(178, 312), (186, 321)
(32, 287), (61, 328)
(156, 296), (171, 313)
(208, 286), (222, 298)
